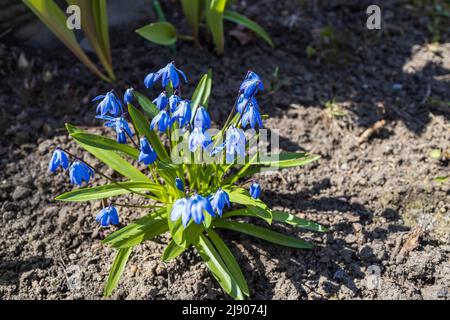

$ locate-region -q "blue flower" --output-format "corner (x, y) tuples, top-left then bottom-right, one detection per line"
(237, 94), (259, 114)
(175, 177), (184, 191)
(144, 62), (187, 89)
(169, 94), (182, 112)
(138, 137), (157, 165)
(170, 198), (190, 227)
(240, 71), (263, 98)
(241, 105), (263, 129)
(153, 92), (168, 111)
(97, 115), (133, 144)
(69, 161), (94, 186)
(96, 206), (119, 227)
(93, 91), (123, 117)
(124, 88), (134, 105)
(249, 182), (261, 199)
(193, 106), (211, 130)
(188, 193), (214, 225)
(210, 126), (246, 163)
(171, 99), (191, 127)
(210, 188), (230, 216)
(49, 149), (69, 172)
(188, 127), (212, 152)
(150, 110), (171, 132)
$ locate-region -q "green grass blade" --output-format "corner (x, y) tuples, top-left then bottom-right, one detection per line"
(70, 132), (138, 159)
(133, 91), (159, 118)
(205, 0), (226, 54)
(272, 211), (328, 232)
(180, 0), (201, 40)
(104, 247), (132, 297)
(162, 239), (186, 261)
(223, 10), (274, 47)
(213, 220), (313, 249)
(208, 229), (250, 296)
(225, 187), (272, 223)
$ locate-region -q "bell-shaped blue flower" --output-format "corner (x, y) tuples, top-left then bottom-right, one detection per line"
(150, 110), (171, 132)
(153, 91), (168, 111)
(249, 182), (261, 199)
(144, 62), (187, 89)
(193, 106), (211, 130)
(170, 198), (190, 227)
(49, 149), (69, 172)
(187, 193), (214, 225)
(175, 177), (184, 191)
(97, 115), (133, 144)
(69, 161), (94, 186)
(96, 206), (119, 227)
(93, 91), (123, 117)
(237, 94), (259, 114)
(240, 71), (263, 99)
(124, 88), (134, 105)
(241, 105), (263, 129)
(169, 94), (182, 112)
(171, 99), (191, 127)
(188, 127), (212, 152)
(138, 137), (157, 165)
(225, 126), (246, 163)
(210, 188), (230, 216)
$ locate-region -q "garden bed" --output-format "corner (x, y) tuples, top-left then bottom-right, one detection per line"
(0, 0), (449, 299)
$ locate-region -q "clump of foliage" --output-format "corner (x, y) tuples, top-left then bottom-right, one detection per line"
(49, 62), (325, 299)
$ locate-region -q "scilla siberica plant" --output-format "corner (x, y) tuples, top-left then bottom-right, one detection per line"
(49, 61), (326, 299)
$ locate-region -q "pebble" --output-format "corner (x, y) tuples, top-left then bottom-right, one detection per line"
(12, 186), (31, 201)
(344, 234), (358, 244)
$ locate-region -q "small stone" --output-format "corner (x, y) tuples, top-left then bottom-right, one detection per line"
(69, 253), (77, 260)
(345, 234), (358, 244)
(12, 186), (31, 201)
(353, 223), (363, 232)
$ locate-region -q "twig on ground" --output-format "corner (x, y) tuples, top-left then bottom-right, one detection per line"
(357, 119), (386, 145)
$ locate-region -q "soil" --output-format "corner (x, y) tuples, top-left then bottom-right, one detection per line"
(0, 0), (449, 300)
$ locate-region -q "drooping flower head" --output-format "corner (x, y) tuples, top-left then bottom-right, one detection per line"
(144, 62), (187, 89)
(240, 71), (263, 99)
(170, 198), (189, 227)
(150, 110), (171, 132)
(210, 188), (230, 216)
(124, 88), (134, 105)
(153, 91), (168, 111)
(210, 126), (246, 163)
(49, 149), (69, 173)
(96, 206), (119, 227)
(97, 115), (133, 144)
(237, 94), (259, 114)
(187, 193), (215, 225)
(171, 99), (192, 127)
(93, 91), (123, 117)
(188, 127), (212, 152)
(241, 105), (263, 129)
(69, 161), (94, 186)
(249, 181), (261, 199)
(138, 137), (157, 165)
(169, 94), (182, 112)
(193, 106), (211, 130)
(175, 177), (184, 191)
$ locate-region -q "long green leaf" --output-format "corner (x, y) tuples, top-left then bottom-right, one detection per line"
(272, 211), (328, 232)
(208, 229), (249, 296)
(103, 214), (168, 248)
(213, 220), (313, 249)
(70, 132), (138, 159)
(205, 0), (226, 54)
(23, 0), (110, 82)
(133, 91), (159, 118)
(190, 73), (208, 121)
(104, 247), (132, 297)
(136, 22), (178, 46)
(180, 0), (201, 40)
(56, 181), (163, 202)
(195, 234), (244, 300)
(226, 188), (272, 223)
(162, 239), (186, 261)
(223, 10), (274, 48)
(128, 104), (170, 161)
(67, 124), (150, 182)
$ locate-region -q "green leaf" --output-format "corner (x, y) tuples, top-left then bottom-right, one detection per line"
(133, 91), (159, 118)
(67, 124), (149, 182)
(213, 220), (313, 249)
(190, 73), (207, 121)
(103, 214), (168, 248)
(434, 176), (448, 183)
(255, 152), (321, 168)
(272, 211), (328, 232)
(128, 103), (170, 161)
(180, 0), (201, 39)
(162, 239), (186, 261)
(202, 69), (213, 107)
(70, 132), (138, 159)
(205, 0), (226, 54)
(23, 0), (111, 82)
(56, 181), (163, 202)
(136, 22), (178, 46)
(225, 188), (272, 223)
(208, 229), (249, 296)
(223, 10), (274, 48)
(104, 247), (132, 297)
(194, 234), (244, 300)
(167, 204), (203, 249)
